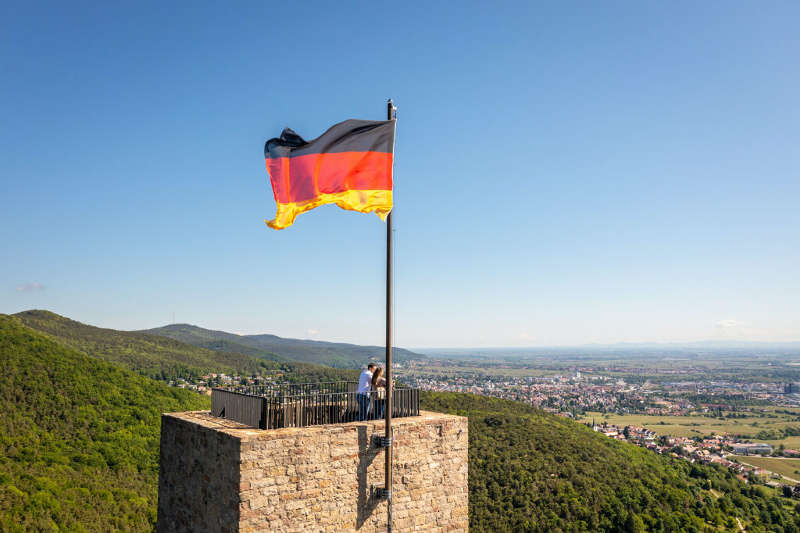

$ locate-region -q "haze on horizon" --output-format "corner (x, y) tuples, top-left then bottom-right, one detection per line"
(2, 2), (798, 348)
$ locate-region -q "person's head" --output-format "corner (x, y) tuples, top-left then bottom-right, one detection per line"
(367, 363), (376, 373)
(371, 366), (384, 387)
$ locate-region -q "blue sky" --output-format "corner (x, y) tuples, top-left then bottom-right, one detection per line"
(1, 1), (798, 347)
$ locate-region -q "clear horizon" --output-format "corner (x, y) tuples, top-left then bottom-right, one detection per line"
(2, 2), (799, 347)
(8, 309), (800, 352)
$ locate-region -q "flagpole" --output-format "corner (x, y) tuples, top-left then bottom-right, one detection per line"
(384, 97), (395, 533)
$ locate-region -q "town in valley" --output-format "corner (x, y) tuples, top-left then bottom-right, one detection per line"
(396, 345), (800, 495)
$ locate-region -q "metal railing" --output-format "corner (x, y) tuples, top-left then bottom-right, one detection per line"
(211, 381), (419, 430)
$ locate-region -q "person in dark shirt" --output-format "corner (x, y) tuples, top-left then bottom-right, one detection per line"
(371, 366), (387, 420)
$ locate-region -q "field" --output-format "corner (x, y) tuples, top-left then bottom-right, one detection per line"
(731, 456), (800, 482)
(767, 436), (800, 449)
(579, 410), (800, 443)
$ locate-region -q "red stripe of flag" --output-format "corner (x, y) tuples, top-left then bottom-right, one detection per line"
(266, 151), (393, 204)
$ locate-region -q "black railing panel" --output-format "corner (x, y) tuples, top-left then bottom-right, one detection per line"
(211, 381), (419, 430)
(211, 388), (265, 429)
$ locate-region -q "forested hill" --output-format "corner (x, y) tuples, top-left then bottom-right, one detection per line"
(141, 323), (426, 368)
(14, 310), (355, 382)
(0, 314), (209, 531)
(422, 392), (800, 533)
(3, 312), (799, 531)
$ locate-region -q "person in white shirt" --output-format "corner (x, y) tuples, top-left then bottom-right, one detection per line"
(357, 363), (375, 421)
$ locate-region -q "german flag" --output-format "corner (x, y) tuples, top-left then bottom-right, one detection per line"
(264, 119), (395, 229)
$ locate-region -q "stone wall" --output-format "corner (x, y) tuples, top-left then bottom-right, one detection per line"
(157, 410), (468, 533)
(157, 412), (241, 532)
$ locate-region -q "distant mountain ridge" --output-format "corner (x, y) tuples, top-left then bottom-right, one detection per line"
(423, 341), (800, 360)
(13, 310), (355, 382)
(141, 323), (426, 369)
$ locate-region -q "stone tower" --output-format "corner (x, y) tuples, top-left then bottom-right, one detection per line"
(156, 410), (468, 532)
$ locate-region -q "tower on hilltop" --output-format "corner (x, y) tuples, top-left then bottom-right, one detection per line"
(156, 383), (468, 532)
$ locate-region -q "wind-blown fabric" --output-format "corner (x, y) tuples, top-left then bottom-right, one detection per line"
(263, 119), (395, 229)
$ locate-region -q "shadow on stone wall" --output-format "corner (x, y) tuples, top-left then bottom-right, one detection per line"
(356, 426), (382, 529)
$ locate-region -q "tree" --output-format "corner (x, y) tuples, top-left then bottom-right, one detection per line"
(625, 513), (645, 533)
